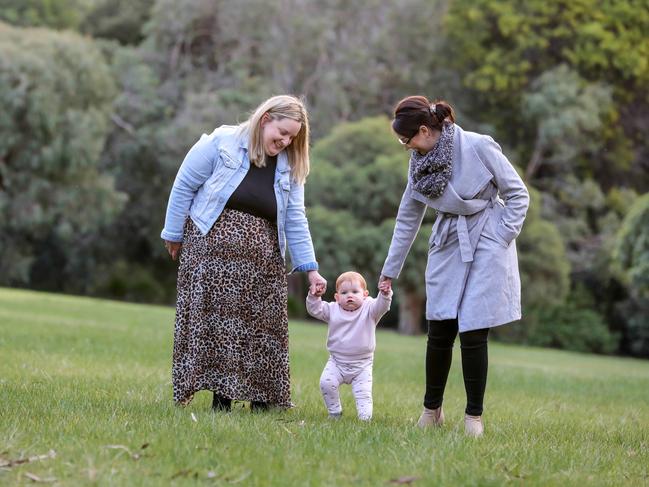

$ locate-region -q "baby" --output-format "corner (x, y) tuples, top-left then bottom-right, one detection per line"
(306, 271), (392, 420)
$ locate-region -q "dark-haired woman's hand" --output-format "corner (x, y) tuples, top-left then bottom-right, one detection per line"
(378, 275), (392, 294)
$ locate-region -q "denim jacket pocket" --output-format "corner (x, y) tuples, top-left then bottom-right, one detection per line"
(220, 148), (241, 169)
(205, 149), (241, 193)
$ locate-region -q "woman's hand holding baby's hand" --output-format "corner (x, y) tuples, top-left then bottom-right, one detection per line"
(308, 270), (327, 296)
(378, 275), (392, 295)
(311, 283), (326, 297)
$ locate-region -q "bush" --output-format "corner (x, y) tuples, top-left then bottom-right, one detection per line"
(613, 192), (649, 357)
(96, 260), (168, 304)
(525, 303), (619, 354)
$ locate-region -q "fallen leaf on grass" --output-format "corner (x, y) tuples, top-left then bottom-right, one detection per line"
(501, 465), (526, 480)
(0, 450), (56, 469)
(389, 476), (419, 484)
(85, 467), (97, 481)
(104, 444), (143, 461)
(225, 470), (251, 484)
(280, 425), (294, 436)
(24, 472), (56, 483)
(171, 469), (194, 479)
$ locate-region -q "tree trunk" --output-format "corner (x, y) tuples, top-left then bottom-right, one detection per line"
(398, 290), (425, 335)
(525, 130), (544, 182)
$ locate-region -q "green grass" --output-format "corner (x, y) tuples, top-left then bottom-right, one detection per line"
(0, 288), (648, 486)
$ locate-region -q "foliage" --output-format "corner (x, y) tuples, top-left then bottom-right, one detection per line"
(516, 187), (571, 310)
(524, 301), (619, 354)
(444, 0), (648, 190)
(613, 193), (649, 356)
(81, 0), (155, 45)
(0, 22), (125, 286)
(445, 0), (649, 103)
(141, 0), (452, 137)
(0, 0), (87, 30)
(521, 65), (613, 181)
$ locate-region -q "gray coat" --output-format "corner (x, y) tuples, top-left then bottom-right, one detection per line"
(381, 125), (530, 331)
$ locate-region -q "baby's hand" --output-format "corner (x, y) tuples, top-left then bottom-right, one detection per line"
(378, 276), (392, 295)
(379, 286), (392, 296)
(311, 282), (326, 297)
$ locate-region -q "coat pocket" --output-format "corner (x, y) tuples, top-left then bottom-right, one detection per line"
(483, 204), (510, 249)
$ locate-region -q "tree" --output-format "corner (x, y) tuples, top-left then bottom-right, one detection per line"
(81, 0), (155, 45)
(444, 0), (648, 190)
(0, 0), (86, 30)
(522, 65), (612, 182)
(0, 22), (125, 287)
(613, 192), (649, 357)
(140, 0), (452, 137)
(516, 187), (571, 310)
(445, 0), (649, 109)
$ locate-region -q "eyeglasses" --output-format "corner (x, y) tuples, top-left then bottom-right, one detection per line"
(397, 128), (419, 145)
(397, 135), (413, 145)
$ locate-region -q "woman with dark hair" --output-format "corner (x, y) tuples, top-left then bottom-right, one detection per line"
(379, 96), (529, 436)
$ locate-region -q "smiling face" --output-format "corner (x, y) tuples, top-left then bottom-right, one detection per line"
(334, 279), (369, 311)
(395, 125), (440, 154)
(260, 114), (302, 157)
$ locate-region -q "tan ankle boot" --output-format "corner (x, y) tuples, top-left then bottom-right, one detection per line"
(417, 406), (444, 428)
(464, 414), (484, 437)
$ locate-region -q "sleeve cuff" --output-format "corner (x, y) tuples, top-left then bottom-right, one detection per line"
(161, 229), (183, 242)
(291, 261), (319, 273)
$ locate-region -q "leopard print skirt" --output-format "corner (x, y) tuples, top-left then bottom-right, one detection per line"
(172, 209), (291, 408)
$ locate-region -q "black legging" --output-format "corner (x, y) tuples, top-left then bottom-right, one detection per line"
(424, 319), (489, 416)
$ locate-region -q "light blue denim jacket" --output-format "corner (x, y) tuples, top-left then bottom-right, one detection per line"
(161, 125), (318, 273)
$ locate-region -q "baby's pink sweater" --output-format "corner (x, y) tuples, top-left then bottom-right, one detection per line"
(306, 291), (392, 360)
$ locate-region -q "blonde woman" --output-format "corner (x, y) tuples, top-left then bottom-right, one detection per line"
(162, 95), (326, 411)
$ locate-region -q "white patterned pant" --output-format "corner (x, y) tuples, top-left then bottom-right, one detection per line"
(319, 356), (373, 420)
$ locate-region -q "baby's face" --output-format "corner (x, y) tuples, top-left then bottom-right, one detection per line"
(334, 279), (369, 311)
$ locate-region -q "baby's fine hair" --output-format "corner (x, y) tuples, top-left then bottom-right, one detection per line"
(335, 271), (367, 291)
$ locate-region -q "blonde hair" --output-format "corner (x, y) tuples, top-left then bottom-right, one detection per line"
(335, 271), (367, 291)
(239, 95), (310, 185)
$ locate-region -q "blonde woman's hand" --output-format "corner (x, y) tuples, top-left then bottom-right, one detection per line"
(307, 270), (327, 296)
(164, 240), (182, 261)
(310, 282), (326, 297)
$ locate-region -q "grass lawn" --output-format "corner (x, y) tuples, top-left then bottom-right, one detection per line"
(0, 287), (648, 486)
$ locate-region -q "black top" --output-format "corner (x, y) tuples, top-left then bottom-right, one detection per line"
(225, 155), (278, 222)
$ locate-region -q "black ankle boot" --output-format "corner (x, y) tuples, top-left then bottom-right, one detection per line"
(250, 401), (270, 412)
(212, 393), (232, 412)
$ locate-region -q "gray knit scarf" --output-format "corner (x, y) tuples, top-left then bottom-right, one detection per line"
(409, 122), (455, 199)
